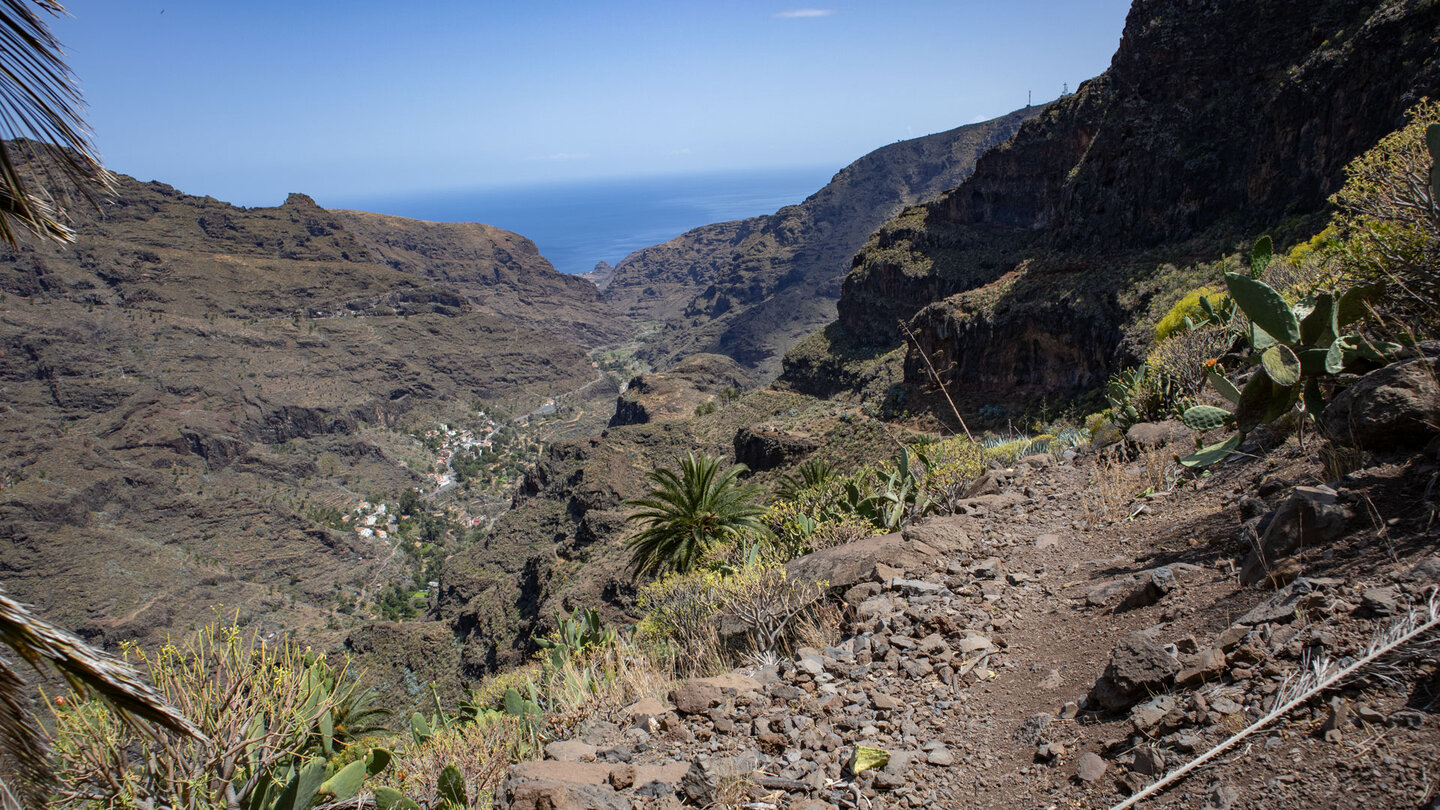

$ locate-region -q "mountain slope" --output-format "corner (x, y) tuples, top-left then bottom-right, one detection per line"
(601, 107), (1040, 380)
(0, 169), (622, 653)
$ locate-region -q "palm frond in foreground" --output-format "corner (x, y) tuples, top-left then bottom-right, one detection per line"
(0, 0), (114, 247)
(0, 591), (203, 809)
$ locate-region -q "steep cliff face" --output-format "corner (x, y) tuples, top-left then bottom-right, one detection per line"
(1054, 0), (1440, 248)
(601, 108), (1040, 380)
(796, 0), (1440, 403)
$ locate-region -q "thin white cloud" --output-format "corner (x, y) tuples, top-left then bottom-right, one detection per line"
(774, 8), (835, 19)
(530, 152), (590, 162)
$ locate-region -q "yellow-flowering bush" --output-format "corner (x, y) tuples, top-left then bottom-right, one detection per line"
(1330, 98), (1440, 327)
(1153, 286), (1225, 342)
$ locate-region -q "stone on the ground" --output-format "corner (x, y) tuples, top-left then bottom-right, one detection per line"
(499, 780), (628, 810)
(1125, 420), (1189, 448)
(679, 751), (759, 805)
(1118, 566), (1178, 611)
(1089, 633), (1180, 710)
(545, 739), (599, 762)
(786, 531), (954, 592)
(900, 515), (975, 554)
(1131, 745), (1165, 776)
(1076, 752), (1108, 782)
(620, 697), (668, 729)
(1176, 648), (1226, 687)
(668, 673), (761, 715)
(1240, 491), (1352, 586)
(1361, 587), (1400, 616)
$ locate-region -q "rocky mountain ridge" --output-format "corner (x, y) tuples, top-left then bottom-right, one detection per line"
(601, 107), (1040, 380)
(0, 168), (627, 653)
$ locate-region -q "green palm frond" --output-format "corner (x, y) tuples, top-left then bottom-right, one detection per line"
(625, 453), (764, 579)
(776, 457), (837, 501)
(0, 0), (114, 247)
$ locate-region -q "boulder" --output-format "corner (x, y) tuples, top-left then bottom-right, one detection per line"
(498, 763), (628, 810)
(1320, 356), (1440, 450)
(1125, 420), (1189, 449)
(786, 531), (952, 592)
(499, 780), (628, 810)
(680, 751), (759, 805)
(734, 425), (821, 471)
(619, 697), (668, 729)
(1089, 633), (1180, 710)
(900, 515), (974, 555)
(1240, 489), (1352, 586)
(668, 673), (761, 715)
(1117, 566), (1178, 611)
(544, 739), (598, 762)
(1076, 752), (1108, 782)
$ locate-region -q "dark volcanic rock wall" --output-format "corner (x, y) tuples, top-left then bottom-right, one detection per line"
(1054, 0), (1440, 248)
(798, 0), (1440, 403)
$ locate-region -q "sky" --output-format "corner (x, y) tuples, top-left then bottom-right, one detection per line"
(52, 1), (1134, 208)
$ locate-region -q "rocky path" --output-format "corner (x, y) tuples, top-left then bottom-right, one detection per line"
(493, 440), (1440, 810)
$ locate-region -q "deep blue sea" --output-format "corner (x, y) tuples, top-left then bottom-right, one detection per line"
(327, 166), (836, 276)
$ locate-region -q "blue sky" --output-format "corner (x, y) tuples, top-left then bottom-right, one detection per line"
(53, 2), (1133, 207)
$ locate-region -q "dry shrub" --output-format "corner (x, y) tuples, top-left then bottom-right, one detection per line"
(634, 571), (730, 677)
(720, 566), (826, 655)
(1145, 326), (1233, 398)
(635, 564), (832, 676)
(384, 720), (515, 808)
(1082, 444), (1180, 523)
(1331, 98), (1440, 328)
(794, 602), (845, 651)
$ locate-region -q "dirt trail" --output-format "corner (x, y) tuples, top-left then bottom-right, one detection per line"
(499, 437), (1440, 809)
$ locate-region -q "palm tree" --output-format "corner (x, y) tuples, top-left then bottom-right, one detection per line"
(625, 453), (765, 578)
(0, 0), (113, 248)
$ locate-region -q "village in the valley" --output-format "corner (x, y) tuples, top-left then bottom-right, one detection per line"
(344, 416), (505, 542)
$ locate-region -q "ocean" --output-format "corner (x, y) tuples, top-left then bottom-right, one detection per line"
(327, 166), (837, 276)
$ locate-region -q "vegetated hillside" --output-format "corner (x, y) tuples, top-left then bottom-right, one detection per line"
(783, 0), (1440, 406)
(435, 390), (908, 674)
(601, 107), (1039, 380)
(0, 166), (623, 657)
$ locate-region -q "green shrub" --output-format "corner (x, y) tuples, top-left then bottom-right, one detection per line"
(49, 620), (386, 810)
(1153, 287), (1224, 342)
